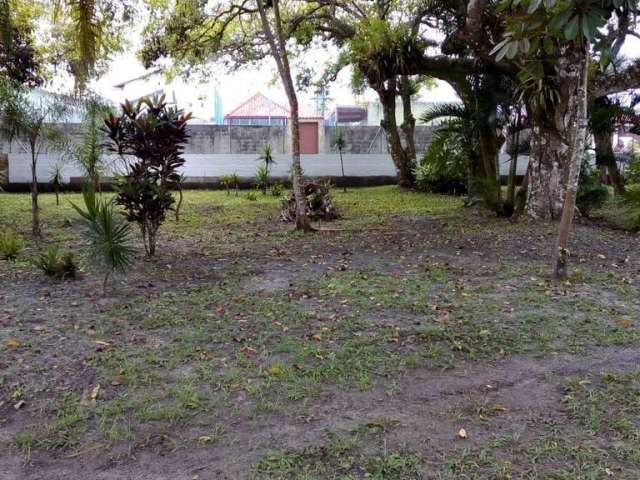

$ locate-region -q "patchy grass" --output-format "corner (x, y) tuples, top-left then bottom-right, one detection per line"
(1, 186), (639, 478)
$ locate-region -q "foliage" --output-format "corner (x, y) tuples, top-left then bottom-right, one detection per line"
(417, 104), (473, 195)
(0, 0), (41, 86)
(67, 99), (112, 189)
(270, 182), (284, 197)
(246, 190), (258, 201)
(104, 95), (191, 256)
(333, 129), (347, 192)
(257, 144), (275, 194)
(49, 163), (63, 206)
(255, 164), (269, 195)
(577, 162), (611, 216)
(0, 230), (24, 260)
(626, 155), (640, 184)
(34, 245), (77, 280)
(71, 185), (135, 290)
(220, 173), (240, 195)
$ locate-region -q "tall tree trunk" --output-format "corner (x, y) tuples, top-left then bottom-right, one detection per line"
(375, 79), (415, 187)
(30, 146), (40, 237)
(553, 45), (590, 279)
(256, 0), (311, 231)
(594, 129), (625, 195)
(399, 76), (417, 170)
(506, 112), (521, 206)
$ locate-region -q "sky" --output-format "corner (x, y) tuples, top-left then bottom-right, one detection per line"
(86, 23), (640, 118)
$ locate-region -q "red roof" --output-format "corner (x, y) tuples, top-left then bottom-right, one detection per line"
(225, 93), (289, 119)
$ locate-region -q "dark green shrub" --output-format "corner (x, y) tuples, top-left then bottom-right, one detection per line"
(626, 154), (640, 184)
(270, 182), (284, 197)
(577, 162), (611, 217)
(0, 231), (24, 260)
(34, 246), (77, 279)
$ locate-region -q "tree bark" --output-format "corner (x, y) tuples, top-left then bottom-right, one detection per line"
(506, 111), (521, 206)
(257, 0), (311, 231)
(30, 145), (40, 238)
(375, 79), (415, 187)
(399, 76), (417, 171)
(594, 129), (625, 195)
(553, 45), (589, 280)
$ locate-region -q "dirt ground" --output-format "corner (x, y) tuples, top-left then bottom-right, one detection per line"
(1, 188), (639, 479)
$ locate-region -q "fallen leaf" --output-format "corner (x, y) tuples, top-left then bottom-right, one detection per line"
(490, 404), (506, 413)
(6, 338), (21, 348)
(241, 346), (256, 357)
(13, 400), (26, 410)
(90, 384), (101, 400)
(457, 428), (467, 439)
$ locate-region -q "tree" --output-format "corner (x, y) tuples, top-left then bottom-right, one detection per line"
(0, 0), (42, 86)
(490, 0), (638, 278)
(142, 0), (312, 231)
(257, 144), (276, 194)
(0, 83), (68, 237)
(104, 96), (191, 256)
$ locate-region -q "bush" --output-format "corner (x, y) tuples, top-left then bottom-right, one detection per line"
(626, 154), (640, 184)
(246, 190), (258, 201)
(220, 173), (239, 195)
(415, 123), (467, 195)
(104, 95), (191, 256)
(255, 164), (268, 194)
(34, 246), (77, 280)
(0, 231), (24, 260)
(577, 162), (611, 217)
(270, 182), (284, 197)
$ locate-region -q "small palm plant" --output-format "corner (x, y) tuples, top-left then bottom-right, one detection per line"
(333, 129), (347, 192)
(49, 163), (64, 206)
(71, 185), (136, 293)
(257, 144), (276, 194)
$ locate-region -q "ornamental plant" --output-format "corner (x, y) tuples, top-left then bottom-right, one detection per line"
(104, 95), (192, 255)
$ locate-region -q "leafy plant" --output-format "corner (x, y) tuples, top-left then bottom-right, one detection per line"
(257, 144), (276, 194)
(34, 245), (77, 280)
(255, 164), (268, 194)
(333, 129), (347, 192)
(626, 155), (640, 184)
(220, 173), (240, 195)
(104, 95), (192, 256)
(0, 231), (24, 260)
(49, 163), (63, 206)
(270, 182), (284, 197)
(246, 190), (258, 201)
(577, 162), (611, 217)
(71, 185), (136, 292)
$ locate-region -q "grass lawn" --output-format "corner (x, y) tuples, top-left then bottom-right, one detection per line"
(1, 186), (639, 479)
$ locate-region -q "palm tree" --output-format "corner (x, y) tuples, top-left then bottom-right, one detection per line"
(333, 129), (347, 192)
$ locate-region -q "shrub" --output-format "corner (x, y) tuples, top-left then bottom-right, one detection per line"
(34, 246), (77, 280)
(220, 173), (239, 195)
(280, 181), (339, 222)
(270, 182), (284, 197)
(246, 190), (258, 201)
(577, 162), (611, 217)
(626, 154), (640, 184)
(0, 231), (24, 260)
(72, 185), (136, 291)
(255, 164), (268, 194)
(415, 123), (467, 195)
(104, 96), (191, 256)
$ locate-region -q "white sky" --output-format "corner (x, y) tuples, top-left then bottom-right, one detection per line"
(83, 27), (640, 115)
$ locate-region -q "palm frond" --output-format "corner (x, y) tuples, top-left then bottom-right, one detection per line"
(420, 103), (469, 124)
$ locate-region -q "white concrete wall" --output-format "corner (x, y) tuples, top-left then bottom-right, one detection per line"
(7, 153), (398, 184)
(7, 152), (530, 184)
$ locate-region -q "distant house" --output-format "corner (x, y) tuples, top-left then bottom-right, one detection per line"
(324, 105), (368, 126)
(224, 93), (290, 126)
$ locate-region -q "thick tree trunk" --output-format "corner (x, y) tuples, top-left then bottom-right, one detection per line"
(375, 79), (415, 187)
(525, 46), (588, 221)
(257, 0), (311, 231)
(30, 148), (40, 238)
(399, 76), (417, 169)
(594, 129), (625, 195)
(553, 45), (589, 280)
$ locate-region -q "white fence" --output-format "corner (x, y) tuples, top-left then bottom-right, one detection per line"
(6, 152), (529, 184)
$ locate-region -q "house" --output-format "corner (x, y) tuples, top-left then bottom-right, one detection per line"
(324, 105), (368, 126)
(224, 93), (324, 154)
